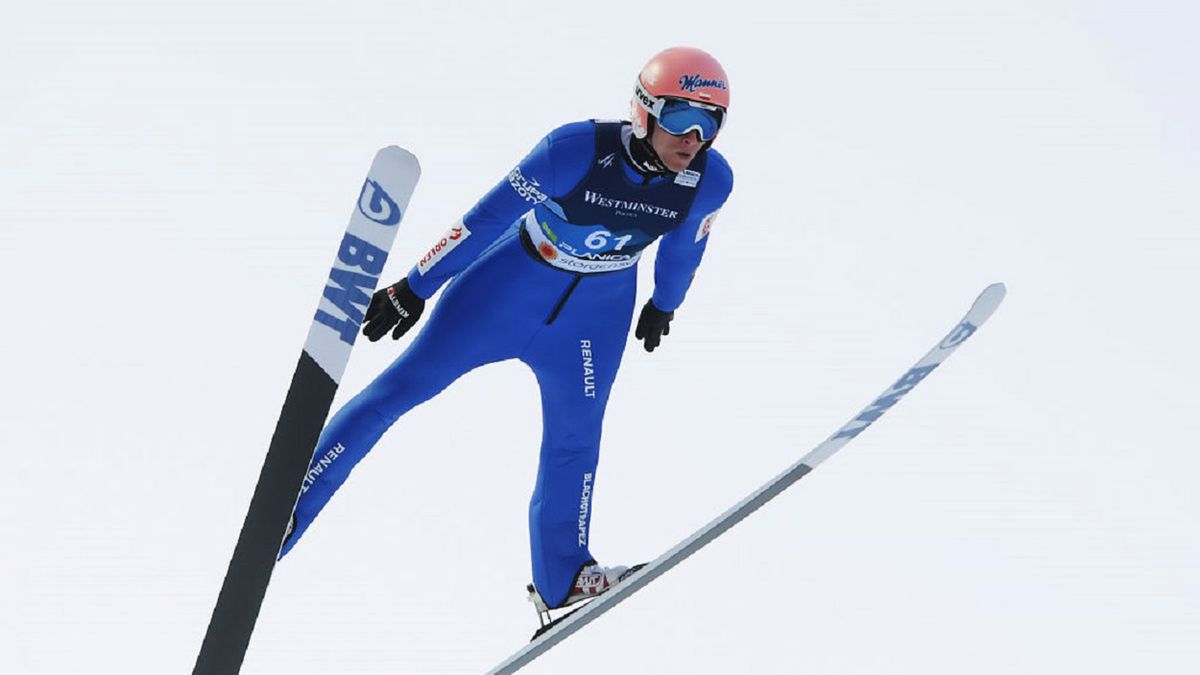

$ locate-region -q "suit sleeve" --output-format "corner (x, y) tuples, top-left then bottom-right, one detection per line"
(403, 122), (593, 299)
(650, 155), (733, 312)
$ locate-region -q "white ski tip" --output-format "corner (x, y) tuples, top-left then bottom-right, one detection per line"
(961, 282), (1006, 327)
(304, 146), (423, 383)
(376, 145), (422, 176)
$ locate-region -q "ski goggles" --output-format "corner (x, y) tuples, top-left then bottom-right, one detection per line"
(636, 81), (726, 141)
(655, 98), (726, 141)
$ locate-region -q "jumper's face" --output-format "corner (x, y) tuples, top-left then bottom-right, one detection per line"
(650, 127), (704, 173)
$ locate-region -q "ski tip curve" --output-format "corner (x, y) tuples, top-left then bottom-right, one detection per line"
(376, 145), (422, 176)
(982, 282), (1007, 305)
(966, 282), (1007, 325)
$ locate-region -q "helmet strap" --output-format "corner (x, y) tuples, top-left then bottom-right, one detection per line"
(628, 120), (668, 175)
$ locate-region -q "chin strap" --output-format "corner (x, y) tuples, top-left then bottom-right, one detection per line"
(623, 123), (668, 175)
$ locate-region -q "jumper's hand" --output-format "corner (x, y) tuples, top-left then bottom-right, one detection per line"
(634, 300), (674, 352)
(363, 278), (426, 342)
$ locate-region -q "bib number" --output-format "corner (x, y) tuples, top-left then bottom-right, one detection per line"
(584, 229), (634, 251)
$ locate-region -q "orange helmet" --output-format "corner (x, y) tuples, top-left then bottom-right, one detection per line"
(630, 47), (730, 142)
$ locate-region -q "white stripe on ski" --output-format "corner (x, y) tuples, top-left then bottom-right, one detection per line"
(305, 146), (421, 384)
(485, 283), (1006, 675)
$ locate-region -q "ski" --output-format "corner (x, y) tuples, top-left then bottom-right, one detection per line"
(193, 147), (421, 675)
(486, 283), (1007, 674)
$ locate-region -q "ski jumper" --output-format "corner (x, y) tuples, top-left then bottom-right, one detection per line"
(281, 120), (734, 608)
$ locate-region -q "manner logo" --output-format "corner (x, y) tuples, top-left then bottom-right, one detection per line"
(357, 179), (402, 226)
(678, 74), (728, 93)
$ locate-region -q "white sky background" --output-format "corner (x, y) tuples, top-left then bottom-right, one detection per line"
(2, 0), (1197, 673)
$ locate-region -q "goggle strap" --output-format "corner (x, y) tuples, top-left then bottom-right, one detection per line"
(634, 80), (664, 117)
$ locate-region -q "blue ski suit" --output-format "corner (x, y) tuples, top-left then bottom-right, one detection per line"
(282, 120), (733, 608)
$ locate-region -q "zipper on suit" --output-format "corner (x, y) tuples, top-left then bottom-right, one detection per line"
(545, 275), (582, 325)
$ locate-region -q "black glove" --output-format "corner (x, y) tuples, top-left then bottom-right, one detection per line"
(634, 300), (674, 352)
(363, 277), (426, 342)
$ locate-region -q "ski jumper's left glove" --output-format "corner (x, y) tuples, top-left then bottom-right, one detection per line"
(363, 277), (426, 342)
(634, 300), (674, 352)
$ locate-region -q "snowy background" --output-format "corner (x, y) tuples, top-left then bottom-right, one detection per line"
(2, 0), (1197, 673)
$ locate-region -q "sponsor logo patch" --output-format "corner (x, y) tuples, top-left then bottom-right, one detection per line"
(385, 286), (411, 318)
(832, 364), (940, 440)
(635, 82), (656, 109)
(314, 234), (388, 345)
(679, 74), (728, 93)
(301, 442), (347, 494)
(357, 179), (402, 226)
(417, 221), (471, 275)
(578, 472), (594, 546)
(582, 190), (679, 220)
(674, 169), (701, 188)
(597, 152), (616, 168)
(523, 211), (642, 274)
(696, 209), (719, 242)
(508, 166), (548, 204)
(940, 321), (978, 349)
(580, 339), (596, 399)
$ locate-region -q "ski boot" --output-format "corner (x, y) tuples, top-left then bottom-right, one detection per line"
(526, 562), (645, 639)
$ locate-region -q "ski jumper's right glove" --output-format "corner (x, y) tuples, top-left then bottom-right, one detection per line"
(634, 300), (674, 352)
(363, 277), (426, 342)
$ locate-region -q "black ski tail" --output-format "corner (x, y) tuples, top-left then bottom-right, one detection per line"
(193, 353), (335, 673)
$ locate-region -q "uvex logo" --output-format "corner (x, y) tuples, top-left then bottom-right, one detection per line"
(635, 85), (655, 109)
